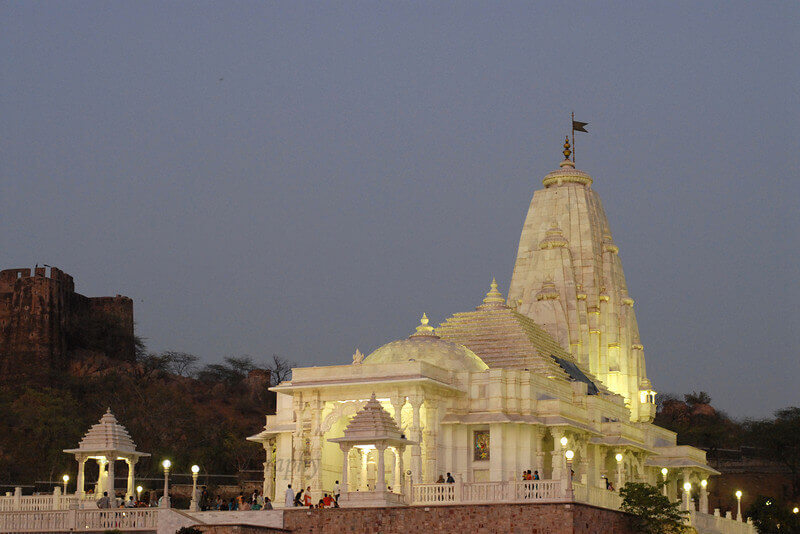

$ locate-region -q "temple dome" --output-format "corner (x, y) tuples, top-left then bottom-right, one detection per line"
(363, 314), (488, 372)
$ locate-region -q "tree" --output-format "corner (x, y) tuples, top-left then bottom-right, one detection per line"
(619, 482), (689, 534)
(266, 354), (293, 385)
(744, 407), (800, 499)
(746, 496), (800, 534)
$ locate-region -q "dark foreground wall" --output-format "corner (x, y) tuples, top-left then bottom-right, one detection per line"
(196, 503), (635, 534)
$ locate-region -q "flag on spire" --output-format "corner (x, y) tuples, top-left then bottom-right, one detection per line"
(572, 120), (588, 133)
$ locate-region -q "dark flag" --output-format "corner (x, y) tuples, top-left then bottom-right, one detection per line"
(572, 120), (589, 133)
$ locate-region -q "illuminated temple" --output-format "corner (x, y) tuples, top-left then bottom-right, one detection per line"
(248, 140), (718, 508)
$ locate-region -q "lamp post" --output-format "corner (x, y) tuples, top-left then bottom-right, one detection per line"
(62, 475), (69, 495)
(136, 485), (142, 503)
(564, 450), (575, 499)
(661, 468), (668, 497)
(615, 453), (624, 490)
(161, 460), (171, 508)
(190, 465), (200, 511)
(735, 490), (742, 522)
(682, 481), (692, 511)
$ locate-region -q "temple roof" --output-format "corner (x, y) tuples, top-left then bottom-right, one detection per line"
(328, 394), (415, 446)
(363, 314), (488, 372)
(64, 409), (149, 458)
(436, 281), (609, 393)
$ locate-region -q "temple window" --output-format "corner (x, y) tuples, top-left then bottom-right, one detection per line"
(473, 430), (490, 461)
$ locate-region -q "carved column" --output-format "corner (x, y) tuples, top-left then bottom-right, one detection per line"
(360, 449), (368, 490)
(424, 398), (439, 482)
(263, 439), (275, 501)
(532, 427), (546, 478)
(339, 444), (351, 497)
(76, 455), (86, 498)
(125, 458), (137, 499)
(106, 456), (115, 499)
(376, 443), (387, 491)
(549, 428), (564, 481)
(408, 394), (424, 484)
(390, 394), (405, 431)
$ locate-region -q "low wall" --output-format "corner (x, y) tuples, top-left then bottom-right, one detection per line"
(281, 503), (635, 534)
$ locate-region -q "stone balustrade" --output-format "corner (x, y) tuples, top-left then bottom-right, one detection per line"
(0, 509), (158, 532)
(411, 479), (563, 505)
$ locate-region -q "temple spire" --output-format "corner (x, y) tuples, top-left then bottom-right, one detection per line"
(410, 313), (437, 337)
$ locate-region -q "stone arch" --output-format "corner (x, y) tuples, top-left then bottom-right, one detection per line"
(320, 400), (367, 434)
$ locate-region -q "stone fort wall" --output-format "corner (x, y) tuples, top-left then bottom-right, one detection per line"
(0, 266), (134, 378)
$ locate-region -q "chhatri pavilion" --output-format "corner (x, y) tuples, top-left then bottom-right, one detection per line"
(248, 140), (718, 507)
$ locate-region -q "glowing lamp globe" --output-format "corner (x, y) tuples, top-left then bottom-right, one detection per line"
(792, 507), (798, 514)
(560, 436), (568, 447)
(162, 459), (171, 470)
(700, 479), (707, 488)
(661, 468), (668, 476)
(565, 450), (574, 461)
(62, 474), (69, 483)
(191, 465), (200, 474)
(735, 490), (742, 499)
(683, 482), (691, 492)
(615, 453), (623, 463)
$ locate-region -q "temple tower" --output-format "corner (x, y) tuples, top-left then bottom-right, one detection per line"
(508, 139), (655, 422)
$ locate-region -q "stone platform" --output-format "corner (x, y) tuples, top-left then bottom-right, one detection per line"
(193, 503), (636, 534)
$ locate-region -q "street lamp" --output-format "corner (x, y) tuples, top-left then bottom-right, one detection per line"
(564, 450), (575, 499)
(62, 474), (69, 495)
(136, 485), (142, 503)
(161, 460), (171, 508)
(560, 436), (568, 447)
(792, 507), (798, 514)
(661, 468), (668, 496)
(735, 490), (742, 522)
(190, 465), (200, 511)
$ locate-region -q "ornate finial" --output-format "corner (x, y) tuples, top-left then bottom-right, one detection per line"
(411, 313), (437, 337)
(352, 348), (365, 365)
(482, 278), (506, 305)
(563, 136), (571, 160)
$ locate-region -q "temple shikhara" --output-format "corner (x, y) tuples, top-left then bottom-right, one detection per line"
(248, 140), (720, 510)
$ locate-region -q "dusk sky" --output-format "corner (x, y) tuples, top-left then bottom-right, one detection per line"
(2, 2), (798, 418)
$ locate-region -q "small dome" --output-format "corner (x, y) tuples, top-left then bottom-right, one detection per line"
(364, 314), (488, 372)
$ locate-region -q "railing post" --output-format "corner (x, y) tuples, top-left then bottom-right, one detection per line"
(67, 508), (77, 531)
(454, 473), (463, 503)
(52, 486), (61, 510)
(13, 487), (21, 510)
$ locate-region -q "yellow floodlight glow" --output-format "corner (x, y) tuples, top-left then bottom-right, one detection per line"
(735, 490), (742, 499)
(700, 480), (707, 488)
(683, 482), (691, 492)
(62, 474), (69, 483)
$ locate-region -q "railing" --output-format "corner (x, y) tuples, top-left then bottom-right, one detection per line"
(0, 494), (96, 511)
(689, 510), (756, 534)
(75, 509), (158, 531)
(411, 479), (563, 505)
(0, 509), (158, 532)
(0, 511), (68, 532)
(572, 483), (621, 510)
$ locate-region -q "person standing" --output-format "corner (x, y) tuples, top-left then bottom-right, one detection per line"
(284, 484), (294, 508)
(333, 480), (340, 503)
(303, 486), (312, 507)
(96, 492), (111, 509)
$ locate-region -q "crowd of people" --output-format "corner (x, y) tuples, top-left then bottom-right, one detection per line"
(284, 482), (341, 509)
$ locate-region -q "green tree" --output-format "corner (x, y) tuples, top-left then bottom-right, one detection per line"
(744, 407), (800, 499)
(619, 482), (689, 534)
(746, 496), (800, 534)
